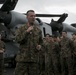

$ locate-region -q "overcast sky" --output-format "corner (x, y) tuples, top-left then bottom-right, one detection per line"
(1, 0), (76, 24)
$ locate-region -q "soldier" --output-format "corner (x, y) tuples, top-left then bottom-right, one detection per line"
(43, 34), (54, 75)
(38, 34), (50, 75)
(52, 36), (61, 75)
(0, 34), (5, 75)
(13, 10), (43, 75)
(72, 33), (76, 75)
(60, 31), (73, 75)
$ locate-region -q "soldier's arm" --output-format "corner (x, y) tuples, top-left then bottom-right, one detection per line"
(36, 30), (43, 50)
(15, 26), (29, 43)
(0, 48), (5, 53)
(68, 39), (74, 55)
(73, 40), (76, 55)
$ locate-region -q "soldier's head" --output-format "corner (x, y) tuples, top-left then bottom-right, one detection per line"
(61, 31), (67, 37)
(72, 33), (76, 40)
(53, 35), (60, 42)
(43, 37), (46, 43)
(26, 10), (36, 25)
(45, 33), (50, 39)
(45, 34), (54, 42)
(49, 35), (54, 42)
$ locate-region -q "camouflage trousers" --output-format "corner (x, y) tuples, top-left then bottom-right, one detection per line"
(73, 55), (76, 75)
(45, 59), (54, 75)
(51, 55), (61, 75)
(13, 62), (40, 75)
(60, 56), (73, 75)
(0, 53), (4, 75)
(44, 53), (54, 75)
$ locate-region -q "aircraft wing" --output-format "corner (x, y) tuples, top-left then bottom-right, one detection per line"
(24, 13), (62, 17)
(0, 0), (18, 12)
(35, 14), (62, 17)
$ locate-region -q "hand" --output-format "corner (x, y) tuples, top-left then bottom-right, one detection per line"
(26, 26), (33, 33)
(36, 45), (41, 50)
(0, 50), (4, 53)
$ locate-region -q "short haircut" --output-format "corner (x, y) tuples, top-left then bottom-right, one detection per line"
(53, 35), (58, 38)
(62, 31), (67, 33)
(26, 10), (35, 15)
(45, 33), (50, 37)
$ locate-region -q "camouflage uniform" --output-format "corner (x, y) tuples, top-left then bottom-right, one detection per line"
(14, 24), (43, 75)
(51, 41), (61, 75)
(37, 44), (45, 75)
(43, 40), (54, 75)
(0, 40), (5, 75)
(60, 37), (73, 75)
(72, 39), (76, 75)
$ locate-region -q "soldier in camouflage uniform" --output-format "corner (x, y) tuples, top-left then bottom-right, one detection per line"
(38, 42), (45, 75)
(51, 36), (61, 75)
(42, 34), (54, 75)
(60, 31), (73, 75)
(13, 10), (43, 75)
(72, 33), (76, 75)
(0, 34), (5, 75)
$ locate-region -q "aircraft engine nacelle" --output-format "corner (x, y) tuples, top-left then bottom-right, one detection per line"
(0, 11), (28, 34)
(63, 23), (76, 32)
(50, 21), (63, 33)
(35, 18), (52, 37)
(62, 23), (76, 38)
(9, 11), (27, 28)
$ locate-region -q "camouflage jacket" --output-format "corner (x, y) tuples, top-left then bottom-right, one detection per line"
(73, 39), (76, 56)
(15, 24), (43, 62)
(60, 37), (72, 57)
(52, 41), (60, 57)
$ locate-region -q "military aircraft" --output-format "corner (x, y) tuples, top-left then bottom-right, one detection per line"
(0, 0), (76, 70)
